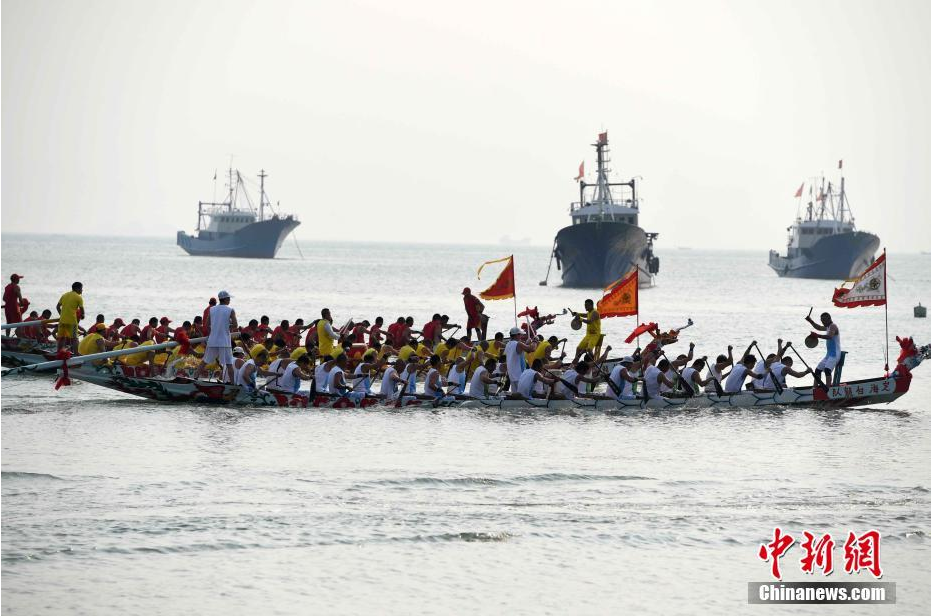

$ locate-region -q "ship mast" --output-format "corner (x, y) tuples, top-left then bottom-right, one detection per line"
(258, 169), (267, 222)
(592, 135), (614, 216)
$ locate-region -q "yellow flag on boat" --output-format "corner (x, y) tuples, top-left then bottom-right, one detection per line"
(597, 268), (638, 318)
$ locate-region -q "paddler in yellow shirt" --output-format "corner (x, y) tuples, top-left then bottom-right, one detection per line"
(56, 281), (85, 353)
(572, 299), (602, 363)
(77, 324), (117, 364)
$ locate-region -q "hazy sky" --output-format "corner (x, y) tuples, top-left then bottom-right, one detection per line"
(3, 0), (930, 251)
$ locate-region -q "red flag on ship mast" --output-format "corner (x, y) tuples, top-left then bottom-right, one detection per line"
(597, 131), (608, 144)
(794, 183), (804, 198)
(574, 161), (584, 181)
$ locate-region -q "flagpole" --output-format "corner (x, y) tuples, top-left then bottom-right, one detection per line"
(884, 248), (889, 374)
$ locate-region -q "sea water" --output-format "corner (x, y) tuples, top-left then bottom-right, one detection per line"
(2, 234), (930, 615)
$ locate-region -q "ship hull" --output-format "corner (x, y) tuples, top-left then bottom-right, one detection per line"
(556, 222), (654, 288)
(177, 217), (300, 259)
(768, 231), (880, 279)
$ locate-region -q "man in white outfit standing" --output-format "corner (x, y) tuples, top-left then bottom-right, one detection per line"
(197, 290), (238, 383)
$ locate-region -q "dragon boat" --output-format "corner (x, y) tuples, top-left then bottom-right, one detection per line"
(1, 336), (58, 370)
(59, 337), (928, 411)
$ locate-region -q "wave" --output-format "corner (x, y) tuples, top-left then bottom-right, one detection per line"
(357, 473), (654, 489)
(1, 471), (65, 481)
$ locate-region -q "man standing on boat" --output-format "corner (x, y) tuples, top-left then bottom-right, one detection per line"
(198, 290), (238, 383)
(463, 288), (488, 341)
(316, 308), (341, 360)
(56, 281), (84, 353)
(806, 310), (841, 388)
(3, 273), (27, 324)
(571, 299), (601, 363)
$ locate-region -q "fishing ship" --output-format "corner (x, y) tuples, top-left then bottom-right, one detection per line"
(177, 168), (300, 258)
(768, 166), (879, 279)
(542, 132), (659, 288)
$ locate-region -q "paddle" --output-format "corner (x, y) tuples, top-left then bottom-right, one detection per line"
(0, 317), (60, 331)
(658, 351), (695, 397)
(785, 342), (825, 389)
(751, 342), (784, 394)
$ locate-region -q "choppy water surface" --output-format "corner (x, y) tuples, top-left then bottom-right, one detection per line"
(3, 235), (931, 615)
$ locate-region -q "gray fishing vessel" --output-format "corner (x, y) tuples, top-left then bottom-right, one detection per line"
(177, 168), (299, 258)
(768, 168), (879, 279)
(541, 132), (658, 288)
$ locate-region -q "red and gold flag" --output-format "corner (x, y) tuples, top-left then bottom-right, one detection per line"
(597, 268), (638, 318)
(477, 255), (515, 300)
(832, 252), (887, 308)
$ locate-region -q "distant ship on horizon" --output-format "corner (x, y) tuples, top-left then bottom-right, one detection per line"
(542, 132), (659, 288)
(768, 164), (879, 279)
(177, 167), (299, 259)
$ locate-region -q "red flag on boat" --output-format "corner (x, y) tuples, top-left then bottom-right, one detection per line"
(598, 131), (608, 144)
(477, 255), (516, 301)
(625, 322), (658, 344)
(597, 269), (638, 318)
(833, 251), (887, 308)
(574, 161), (584, 181)
(794, 182), (804, 198)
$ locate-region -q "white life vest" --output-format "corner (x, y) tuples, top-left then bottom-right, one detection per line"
(505, 340), (525, 380)
(424, 367), (443, 397)
(643, 365), (662, 398)
(764, 362), (787, 390)
(725, 364), (749, 393)
(468, 366), (489, 398)
(447, 364), (467, 395)
(557, 369), (580, 399)
(278, 362), (302, 393)
(353, 363), (371, 393)
(381, 366), (400, 400)
(314, 363), (332, 393)
(751, 360), (767, 389)
(326, 366), (346, 393)
(206, 304), (233, 347)
(237, 358), (257, 390)
(705, 363), (723, 393)
(517, 368), (539, 398)
(680, 367), (699, 394)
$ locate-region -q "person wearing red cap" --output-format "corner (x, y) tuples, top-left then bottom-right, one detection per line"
(462, 287), (488, 341)
(3, 274), (27, 324)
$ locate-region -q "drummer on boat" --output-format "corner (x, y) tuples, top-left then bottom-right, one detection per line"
(806, 310), (841, 388)
(570, 300), (601, 363)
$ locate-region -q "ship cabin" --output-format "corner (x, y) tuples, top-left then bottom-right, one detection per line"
(785, 218), (855, 255)
(194, 205), (258, 239)
(569, 180), (639, 226)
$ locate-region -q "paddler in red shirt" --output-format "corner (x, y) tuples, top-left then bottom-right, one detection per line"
(368, 316), (384, 346)
(120, 318), (142, 339)
(107, 318), (126, 339)
(19, 310), (40, 339)
(202, 298), (217, 336)
(288, 318), (309, 348)
(462, 287), (488, 341)
(271, 320), (292, 348)
(3, 274), (27, 324)
(140, 317), (159, 342)
(386, 317), (405, 347)
(253, 315), (272, 345)
(155, 317), (172, 342)
(350, 320), (370, 346)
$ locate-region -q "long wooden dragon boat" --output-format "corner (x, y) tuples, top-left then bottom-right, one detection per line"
(59, 337), (928, 411)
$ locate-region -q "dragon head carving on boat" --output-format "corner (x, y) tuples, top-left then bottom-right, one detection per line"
(896, 336), (930, 372)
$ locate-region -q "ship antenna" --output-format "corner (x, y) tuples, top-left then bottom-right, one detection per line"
(258, 169), (267, 222)
(228, 156), (235, 212)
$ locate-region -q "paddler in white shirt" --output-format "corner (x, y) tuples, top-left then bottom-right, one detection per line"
(380, 358), (407, 401)
(468, 357), (502, 399)
(325, 354), (352, 396)
(273, 353), (314, 393)
(504, 327), (536, 393)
